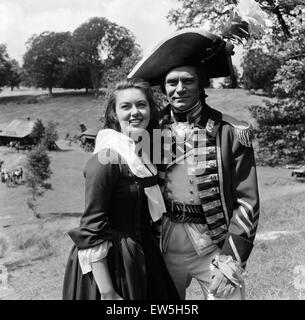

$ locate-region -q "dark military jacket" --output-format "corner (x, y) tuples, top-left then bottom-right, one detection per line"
(158, 103), (260, 266)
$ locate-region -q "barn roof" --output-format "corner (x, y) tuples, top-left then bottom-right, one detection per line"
(0, 122), (10, 132)
(0, 119), (35, 138)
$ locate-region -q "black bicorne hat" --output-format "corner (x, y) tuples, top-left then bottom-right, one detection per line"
(128, 28), (235, 87)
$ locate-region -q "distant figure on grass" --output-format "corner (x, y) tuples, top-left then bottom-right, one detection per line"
(13, 167), (23, 184)
(14, 141), (20, 153)
(1, 168), (7, 183)
(63, 79), (180, 300)
(1, 167), (23, 186)
(8, 141), (20, 152)
(5, 172), (15, 187)
(0, 161), (4, 182)
(128, 28), (260, 300)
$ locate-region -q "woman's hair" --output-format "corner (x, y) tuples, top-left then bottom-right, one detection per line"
(104, 78), (160, 135)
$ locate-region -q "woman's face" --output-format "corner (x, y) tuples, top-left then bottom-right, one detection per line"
(115, 88), (151, 135)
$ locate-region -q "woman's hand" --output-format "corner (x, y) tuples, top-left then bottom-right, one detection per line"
(100, 290), (123, 300)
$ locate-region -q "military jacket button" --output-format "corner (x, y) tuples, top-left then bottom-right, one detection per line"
(209, 161), (216, 168)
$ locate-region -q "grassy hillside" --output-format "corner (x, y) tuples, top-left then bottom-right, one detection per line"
(0, 87), (271, 138)
(0, 90), (103, 138)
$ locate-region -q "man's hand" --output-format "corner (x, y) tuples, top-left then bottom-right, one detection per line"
(209, 268), (236, 298)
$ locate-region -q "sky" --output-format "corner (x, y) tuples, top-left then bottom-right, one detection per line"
(0, 0), (180, 64)
(0, 0), (244, 68)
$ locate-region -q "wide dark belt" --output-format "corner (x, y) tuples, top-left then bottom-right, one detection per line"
(164, 199), (206, 224)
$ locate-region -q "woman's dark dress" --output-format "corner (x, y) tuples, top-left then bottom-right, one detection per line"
(62, 151), (179, 300)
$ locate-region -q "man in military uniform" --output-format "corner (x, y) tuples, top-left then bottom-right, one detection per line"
(128, 28), (260, 300)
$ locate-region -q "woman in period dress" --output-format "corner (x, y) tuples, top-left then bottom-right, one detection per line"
(62, 79), (180, 300)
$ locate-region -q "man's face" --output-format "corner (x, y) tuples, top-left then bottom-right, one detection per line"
(164, 66), (201, 112)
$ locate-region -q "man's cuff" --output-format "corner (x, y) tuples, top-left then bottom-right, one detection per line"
(220, 233), (254, 266)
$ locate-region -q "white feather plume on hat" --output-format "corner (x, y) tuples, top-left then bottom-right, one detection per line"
(222, 0), (268, 42)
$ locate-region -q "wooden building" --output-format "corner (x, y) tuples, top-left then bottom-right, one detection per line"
(0, 119), (35, 146)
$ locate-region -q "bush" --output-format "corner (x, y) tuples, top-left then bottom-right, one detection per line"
(30, 119), (45, 145)
(24, 97), (39, 104)
(249, 22), (305, 166)
(250, 123), (305, 166)
(30, 119), (59, 150)
(25, 144), (53, 218)
(249, 60), (305, 165)
(41, 121), (59, 150)
(242, 48), (281, 94)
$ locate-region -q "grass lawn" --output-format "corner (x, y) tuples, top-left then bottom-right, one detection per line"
(0, 88), (304, 300)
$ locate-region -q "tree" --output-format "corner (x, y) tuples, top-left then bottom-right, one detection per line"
(7, 59), (22, 91)
(72, 17), (137, 96)
(30, 119), (45, 145)
(249, 19), (305, 165)
(167, 0), (233, 33)
(257, 0), (305, 40)
(20, 68), (34, 87)
(25, 145), (53, 218)
(59, 34), (93, 92)
(0, 44), (12, 90)
(167, 0), (304, 39)
(61, 64), (93, 92)
(23, 31), (72, 95)
(102, 45), (142, 87)
(41, 120), (59, 150)
(30, 119), (59, 150)
(219, 65), (241, 88)
(0, 46), (22, 91)
(241, 47), (281, 93)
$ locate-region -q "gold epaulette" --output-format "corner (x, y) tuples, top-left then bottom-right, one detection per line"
(222, 114), (253, 147)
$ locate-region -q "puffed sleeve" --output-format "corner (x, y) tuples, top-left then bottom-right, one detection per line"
(220, 128), (260, 267)
(77, 242), (112, 274)
(68, 150), (120, 249)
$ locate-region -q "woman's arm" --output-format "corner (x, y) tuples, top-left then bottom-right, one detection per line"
(68, 151), (122, 299)
(69, 152), (120, 249)
(92, 259), (122, 300)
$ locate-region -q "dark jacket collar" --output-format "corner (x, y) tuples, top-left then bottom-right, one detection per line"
(160, 100), (222, 137)
(171, 101), (201, 123)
